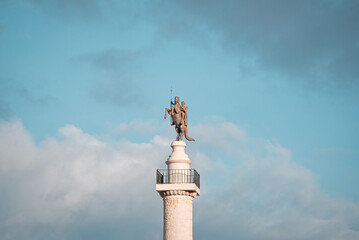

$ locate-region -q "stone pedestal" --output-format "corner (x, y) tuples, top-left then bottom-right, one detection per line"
(166, 141), (191, 170)
(156, 141), (200, 240)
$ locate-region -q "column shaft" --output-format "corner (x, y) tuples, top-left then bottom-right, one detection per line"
(163, 195), (193, 240)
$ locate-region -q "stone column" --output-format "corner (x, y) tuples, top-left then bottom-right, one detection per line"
(161, 191), (197, 240)
(156, 141), (200, 240)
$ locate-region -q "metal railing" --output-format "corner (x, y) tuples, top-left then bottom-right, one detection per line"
(156, 169), (200, 188)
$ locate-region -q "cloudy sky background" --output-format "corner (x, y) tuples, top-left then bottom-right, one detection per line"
(1, 0), (359, 239)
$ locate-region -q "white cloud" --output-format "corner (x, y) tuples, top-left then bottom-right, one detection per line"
(0, 118), (167, 239)
(0, 118), (358, 240)
(192, 123), (359, 240)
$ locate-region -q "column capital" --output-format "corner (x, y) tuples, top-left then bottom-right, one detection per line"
(159, 190), (198, 198)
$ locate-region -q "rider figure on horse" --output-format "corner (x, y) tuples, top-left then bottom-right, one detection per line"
(164, 96), (195, 141)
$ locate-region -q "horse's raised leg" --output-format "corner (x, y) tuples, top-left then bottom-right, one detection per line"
(164, 108), (169, 119)
(178, 125), (184, 141)
(176, 126), (180, 141)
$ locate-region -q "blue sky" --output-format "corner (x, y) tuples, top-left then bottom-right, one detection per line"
(1, 1), (359, 239)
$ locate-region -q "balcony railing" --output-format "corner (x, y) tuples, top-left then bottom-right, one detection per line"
(156, 169), (200, 189)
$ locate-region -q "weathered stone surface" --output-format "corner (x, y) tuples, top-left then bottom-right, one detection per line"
(164, 194), (194, 240)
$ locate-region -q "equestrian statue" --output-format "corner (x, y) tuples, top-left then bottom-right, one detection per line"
(164, 96), (195, 142)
